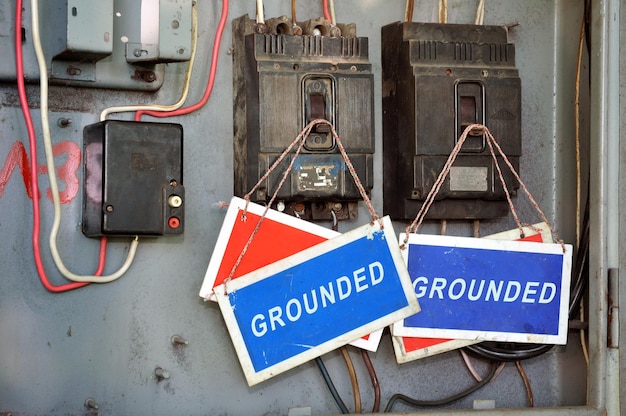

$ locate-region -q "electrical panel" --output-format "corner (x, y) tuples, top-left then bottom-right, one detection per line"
(124, 0), (193, 63)
(232, 15), (374, 221)
(4, 0), (193, 90)
(82, 120), (184, 237)
(40, 0), (114, 63)
(382, 22), (521, 220)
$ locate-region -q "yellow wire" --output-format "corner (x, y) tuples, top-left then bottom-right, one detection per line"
(99, 2), (199, 121)
(340, 346), (361, 413)
(438, 0), (447, 23)
(404, 0), (414, 22)
(574, 5), (590, 371)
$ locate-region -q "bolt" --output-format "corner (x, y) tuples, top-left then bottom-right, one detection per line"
(171, 335), (188, 346)
(178, 48), (185, 55)
(133, 48), (143, 57)
(57, 118), (72, 128)
(170, 179), (178, 187)
(171, 20), (180, 29)
(66, 66), (81, 76)
(255, 23), (268, 34)
(294, 203), (305, 215)
(155, 366), (170, 380)
(84, 397), (99, 410)
(105, 205), (114, 212)
(332, 202), (342, 212)
(329, 26), (342, 38)
(276, 201), (285, 212)
(140, 71), (156, 83)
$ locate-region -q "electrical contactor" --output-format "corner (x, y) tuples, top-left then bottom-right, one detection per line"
(382, 22), (521, 220)
(232, 15), (374, 221)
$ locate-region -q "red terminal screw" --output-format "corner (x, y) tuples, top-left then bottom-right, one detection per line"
(168, 217), (180, 229)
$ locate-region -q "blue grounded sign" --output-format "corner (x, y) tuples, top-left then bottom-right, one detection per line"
(215, 216), (420, 386)
(393, 234), (572, 344)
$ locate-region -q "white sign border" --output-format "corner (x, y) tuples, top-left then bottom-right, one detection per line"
(391, 223), (552, 363)
(215, 216), (420, 386)
(392, 233), (572, 345)
(199, 196), (339, 301)
(392, 337), (478, 364)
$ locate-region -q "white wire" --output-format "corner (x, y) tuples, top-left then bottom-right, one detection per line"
(31, 0), (139, 283)
(256, 0), (265, 24)
(475, 0), (485, 25)
(329, 0), (337, 25)
(99, 2), (199, 121)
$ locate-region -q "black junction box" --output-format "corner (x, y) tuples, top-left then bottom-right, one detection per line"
(82, 120), (184, 237)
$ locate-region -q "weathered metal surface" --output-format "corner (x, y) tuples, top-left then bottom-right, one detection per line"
(0, 1), (597, 415)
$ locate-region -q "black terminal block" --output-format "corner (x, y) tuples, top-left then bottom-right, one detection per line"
(82, 120), (184, 237)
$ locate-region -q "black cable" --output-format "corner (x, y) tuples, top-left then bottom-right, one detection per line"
(466, 190), (590, 362)
(384, 361), (500, 412)
(465, 342), (552, 362)
(315, 356), (350, 414)
(569, 194), (590, 318)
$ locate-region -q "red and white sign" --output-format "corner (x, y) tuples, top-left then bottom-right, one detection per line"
(392, 223), (554, 363)
(199, 196), (383, 351)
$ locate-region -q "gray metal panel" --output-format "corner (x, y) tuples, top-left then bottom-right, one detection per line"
(0, 0), (608, 415)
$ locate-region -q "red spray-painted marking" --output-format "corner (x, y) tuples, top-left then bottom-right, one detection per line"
(0, 140), (81, 204)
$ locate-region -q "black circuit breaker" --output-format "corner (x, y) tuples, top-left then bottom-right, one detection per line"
(82, 120), (184, 237)
(232, 15), (374, 221)
(382, 22), (521, 220)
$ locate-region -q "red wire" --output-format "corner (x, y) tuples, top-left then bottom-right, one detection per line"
(134, 0), (229, 121)
(94, 237), (107, 276)
(15, 0), (101, 292)
(322, 0), (332, 21)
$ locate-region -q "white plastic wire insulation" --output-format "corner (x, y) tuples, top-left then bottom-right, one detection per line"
(31, 0), (139, 283)
(475, 0), (485, 25)
(99, 3), (199, 121)
(329, 0), (337, 25)
(256, 0), (265, 24)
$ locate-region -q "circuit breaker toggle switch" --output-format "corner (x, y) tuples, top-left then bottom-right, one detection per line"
(303, 75), (335, 150)
(456, 81), (486, 152)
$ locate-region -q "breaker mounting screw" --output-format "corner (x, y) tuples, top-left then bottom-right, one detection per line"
(57, 118), (72, 128)
(105, 205), (114, 213)
(154, 366), (170, 381)
(171, 335), (188, 346)
(84, 397), (99, 410)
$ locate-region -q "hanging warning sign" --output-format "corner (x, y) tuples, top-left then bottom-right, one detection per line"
(214, 216), (420, 386)
(199, 196), (383, 352)
(391, 223), (552, 363)
(393, 233), (572, 344)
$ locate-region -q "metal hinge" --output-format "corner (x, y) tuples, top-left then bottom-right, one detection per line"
(608, 268), (619, 348)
